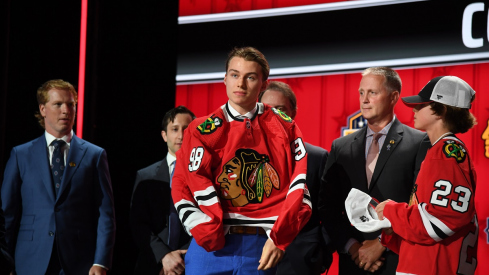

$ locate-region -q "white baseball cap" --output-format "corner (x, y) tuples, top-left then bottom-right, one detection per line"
(401, 76), (475, 109)
(345, 188), (391, 233)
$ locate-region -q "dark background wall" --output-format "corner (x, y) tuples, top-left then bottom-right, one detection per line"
(0, 0), (178, 273)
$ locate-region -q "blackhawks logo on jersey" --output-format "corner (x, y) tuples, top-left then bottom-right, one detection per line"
(443, 140), (466, 163)
(272, 108), (292, 123)
(217, 148), (280, 207)
(197, 116), (222, 135)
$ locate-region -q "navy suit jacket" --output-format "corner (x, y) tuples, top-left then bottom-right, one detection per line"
(130, 158), (191, 274)
(0, 197), (13, 275)
(318, 119), (430, 275)
(277, 143), (331, 275)
(1, 134), (116, 275)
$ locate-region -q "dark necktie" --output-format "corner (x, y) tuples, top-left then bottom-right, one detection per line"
(168, 161), (181, 250)
(51, 140), (66, 195)
(366, 133), (382, 187)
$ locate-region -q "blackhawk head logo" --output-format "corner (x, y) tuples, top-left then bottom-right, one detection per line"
(218, 148), (280, 207)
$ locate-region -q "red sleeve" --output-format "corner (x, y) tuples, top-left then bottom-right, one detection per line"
(381, 232), (402, 255)
(270, 121), (312, 250)
(171, 126), (225, 252)
(384, 151), (476, 245)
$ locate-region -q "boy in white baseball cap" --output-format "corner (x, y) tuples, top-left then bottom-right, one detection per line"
(375, 76), (478, 275)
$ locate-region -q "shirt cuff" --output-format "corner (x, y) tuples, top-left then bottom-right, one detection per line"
(344, 238), (359, 254)
(93, 264), (108, 270)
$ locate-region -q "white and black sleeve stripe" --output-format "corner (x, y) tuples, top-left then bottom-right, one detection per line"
(194, 186), (220, 207)
(303, 187), (312, 209)
(287, 174), (307, 195)
(175, 199), (212, 236)
(418, 202), (454, 242)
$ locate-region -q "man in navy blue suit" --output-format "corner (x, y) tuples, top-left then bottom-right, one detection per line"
(0, 197), (13, 275)
(1, 79), (116, 275)
(259, 81), (332, 275)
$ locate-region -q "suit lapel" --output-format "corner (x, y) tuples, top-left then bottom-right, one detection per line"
(350, 128), (368, 191)
(156, 156), (171, 184)
(369, 119), (403, 190)
(58, 135), (87, 200)
(33, 136), (56, 202)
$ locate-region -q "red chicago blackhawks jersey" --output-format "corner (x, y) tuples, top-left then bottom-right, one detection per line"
(171, 102), (312, 252)
(382, 135), (478, 275)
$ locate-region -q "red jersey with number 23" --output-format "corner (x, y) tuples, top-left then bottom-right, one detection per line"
(382, 135), (477, 275)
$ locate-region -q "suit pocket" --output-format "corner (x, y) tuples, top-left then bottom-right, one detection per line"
(17, 230), (34, 241)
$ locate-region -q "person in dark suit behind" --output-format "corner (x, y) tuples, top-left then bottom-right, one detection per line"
(1, 79), (116, 275)
(318, 67), (430, 275)
(259, 81), (332, 275)
(0, 197), (14, 275)
(130, 106), (195, 275)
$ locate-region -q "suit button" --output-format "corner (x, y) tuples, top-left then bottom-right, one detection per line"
(49, 231), (55, 236)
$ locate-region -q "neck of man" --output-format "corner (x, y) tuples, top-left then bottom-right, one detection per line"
(47, 129), (72, 139)
(229, 101), (256, 116)
(426, 120), (451, 145)
(367, 113), (394, 133)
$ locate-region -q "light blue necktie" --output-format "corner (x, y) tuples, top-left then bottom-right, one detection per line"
(168, 161), (180, 250)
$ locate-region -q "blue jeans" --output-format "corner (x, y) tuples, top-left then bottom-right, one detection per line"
(185, 233), (277, 275)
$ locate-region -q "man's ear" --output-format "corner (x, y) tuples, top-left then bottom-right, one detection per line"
(161, 130), (168, 142)
(39, 104), (46, 117)
(391, 91), (400, 104)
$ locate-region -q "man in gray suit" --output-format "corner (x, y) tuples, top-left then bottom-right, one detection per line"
(130, 106), (195, 275)
(259, 81), (332, 275)
(318, 67), (430, 274)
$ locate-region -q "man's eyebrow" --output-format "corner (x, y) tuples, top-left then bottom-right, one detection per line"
(228, 69), (259, 76)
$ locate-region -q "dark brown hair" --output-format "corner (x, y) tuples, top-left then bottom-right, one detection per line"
(258, 81), (297, 115)
(429, 101), (477, 134)
(162, 105), (196, 132)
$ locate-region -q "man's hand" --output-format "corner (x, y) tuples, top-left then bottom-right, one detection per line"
(89, 265), (106, 275)
(257, 239), (284, 270)
(357, 239), (385, 272)
(375, 200), (392, 220)
(348, 241), (361, 265)
(161, 249), (187, 275)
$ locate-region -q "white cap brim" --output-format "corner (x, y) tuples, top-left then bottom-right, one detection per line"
(345, 188), (391, 233)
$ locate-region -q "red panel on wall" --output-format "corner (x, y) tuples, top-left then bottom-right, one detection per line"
(179, 0), (344, 16)
(176, 63), (489, 274)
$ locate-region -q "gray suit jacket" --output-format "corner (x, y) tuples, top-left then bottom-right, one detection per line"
(318, 119), (430, 275)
